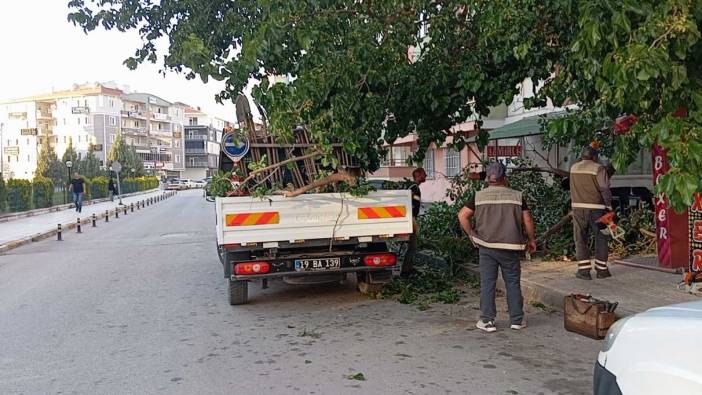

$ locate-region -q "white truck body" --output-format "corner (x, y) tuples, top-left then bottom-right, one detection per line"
(215, 190), (412, 246)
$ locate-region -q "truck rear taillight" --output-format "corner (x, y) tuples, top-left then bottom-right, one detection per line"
(363, 254), (397, 267)
(234, 262), (271, 275)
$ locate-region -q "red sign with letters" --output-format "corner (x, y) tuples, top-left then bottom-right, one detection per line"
(652, 144), (689, 269)
(487, 145), (522, 157)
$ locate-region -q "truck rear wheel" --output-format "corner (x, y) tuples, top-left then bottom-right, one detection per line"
(228, 279), (248, 305)
(356, 272), (387, 295)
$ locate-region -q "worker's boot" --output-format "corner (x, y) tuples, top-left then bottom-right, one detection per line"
(596, 269), (612, 279)
(575, 269), (592, 281)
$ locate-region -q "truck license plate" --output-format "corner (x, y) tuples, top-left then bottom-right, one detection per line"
(295, 258), (341, 271)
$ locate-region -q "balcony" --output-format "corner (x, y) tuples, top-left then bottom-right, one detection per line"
(185, 134), (208, 141)
(152, 112), (170, 122)
(149, 129), (172, 137)
(122, 127), (148, 136)
(121, 110), (146, 119)
(36, 110), (52, 119)
(187, 160), (210, 168)
(185, 148), (207, 155)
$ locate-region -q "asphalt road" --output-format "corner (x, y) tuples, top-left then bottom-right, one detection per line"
(0, 190), (600, 395)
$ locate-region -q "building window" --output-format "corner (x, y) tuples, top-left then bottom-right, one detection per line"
(445, 148), (461, 177)
(189, 117), (197, 126)
(110, 134), (116, 143)
(175, 154), (181, 163)
(78, 135), (82, 143)
(27, 155), (30, 162)
(174, 140), (180, 148)
(85, 117), (90, 125)
(423, 149), (435, 178)
(77, 118), (81, 125)
(189, 157), (195, 166)
(63, 118), (66, 125)
(63, 136), (67, 143)
(108, 116), (116, 126)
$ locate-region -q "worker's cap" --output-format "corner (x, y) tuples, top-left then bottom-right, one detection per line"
(581, 145), (599, 159)
(485, 162), (506, 182)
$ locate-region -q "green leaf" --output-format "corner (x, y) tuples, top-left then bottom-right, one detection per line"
(636, 69), (650, 81)
(347, 373), (366, 381)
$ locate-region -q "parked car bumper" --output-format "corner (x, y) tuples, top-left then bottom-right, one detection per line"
(594, 361), (622, 395)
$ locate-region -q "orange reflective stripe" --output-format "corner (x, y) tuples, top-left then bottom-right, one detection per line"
(226, 212), (280, 226)
(358, 205), (407, 219)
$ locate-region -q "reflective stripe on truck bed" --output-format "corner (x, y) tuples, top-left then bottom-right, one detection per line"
(225, 212), (280, 226)
(357, 205), (407, 219)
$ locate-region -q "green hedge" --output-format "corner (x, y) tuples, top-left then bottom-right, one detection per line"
(90, 176), (109, 199)
(0, 177), (6, 212)
(120, 176), (158, 194)
(7, 179), (32, 212)
(32, 177), (54, 209)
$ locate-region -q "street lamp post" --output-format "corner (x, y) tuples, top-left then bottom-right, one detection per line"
(65, 160), (73, 205)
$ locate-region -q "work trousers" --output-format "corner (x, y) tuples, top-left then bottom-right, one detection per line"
(73, 192), (84, 213)
(479, 247), (524, 325)
(572, 208), (609, 271)
(403, 232), (417, 274)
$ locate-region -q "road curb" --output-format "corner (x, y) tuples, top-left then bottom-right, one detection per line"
(0, 189), (161, 224)
(460, 260), (638, 317)
(0, 191), (177, 255)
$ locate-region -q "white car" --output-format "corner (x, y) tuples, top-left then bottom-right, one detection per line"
(595, 300), (702, 395)
(192, 179), (207, 188)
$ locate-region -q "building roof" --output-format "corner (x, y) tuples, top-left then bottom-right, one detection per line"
(468, 111), (566, 142)
(122, 92), (171, 107)
(0, 84), (123, 104)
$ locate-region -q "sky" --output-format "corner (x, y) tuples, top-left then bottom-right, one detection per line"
(0, 0), (239, 121)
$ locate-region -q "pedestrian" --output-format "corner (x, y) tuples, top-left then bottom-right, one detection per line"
(458, 163), (536, 333)
(569, 145), (613, 280)
(402, 167), (427, 278)
(68, 171), (86, 213)
(108, 178), (116, 202)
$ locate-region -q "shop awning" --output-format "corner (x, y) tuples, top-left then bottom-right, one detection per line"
(468, 111), (567, 142)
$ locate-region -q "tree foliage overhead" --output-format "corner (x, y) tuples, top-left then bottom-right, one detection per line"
(68, 0), (702, 210)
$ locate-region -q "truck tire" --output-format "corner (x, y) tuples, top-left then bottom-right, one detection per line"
(356, 272), (385, 295)
(228, 279), (248, 305)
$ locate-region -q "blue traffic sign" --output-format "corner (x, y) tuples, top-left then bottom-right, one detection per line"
(222, 132), (250, 161)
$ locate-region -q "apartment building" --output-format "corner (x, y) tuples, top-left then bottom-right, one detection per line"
(120, 93), (184, 177)
(0, 84), (123, 180)
(0, 83), (196, 180)
(182, 106), (229, 180)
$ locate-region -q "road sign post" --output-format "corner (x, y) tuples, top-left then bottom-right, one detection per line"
(111, 161), (124, 205)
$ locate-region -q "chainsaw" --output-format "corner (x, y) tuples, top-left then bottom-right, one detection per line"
(596, 211), (625, 243)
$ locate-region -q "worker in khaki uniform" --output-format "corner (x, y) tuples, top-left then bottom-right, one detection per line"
(402, 168), (426, 278)
(569, 146), (613, 280)
(458, 163), (537, 333)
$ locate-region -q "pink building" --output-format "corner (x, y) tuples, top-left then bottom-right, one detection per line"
(369, 106), (507, 203)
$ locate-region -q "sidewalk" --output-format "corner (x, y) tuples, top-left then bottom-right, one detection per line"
(471, 257), (700, 317)
(0, 190), (176, 253)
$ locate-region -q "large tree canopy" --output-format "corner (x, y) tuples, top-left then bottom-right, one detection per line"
(68, 0), (702, 210)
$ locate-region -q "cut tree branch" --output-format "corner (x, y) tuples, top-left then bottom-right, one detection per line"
(277, 170), (356, 198)
(511, 166), (570, 178)
(239, 150), (323, 186)
(538, 211), (573, 243)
